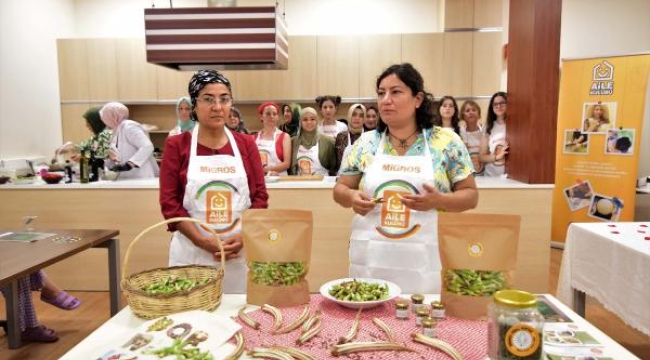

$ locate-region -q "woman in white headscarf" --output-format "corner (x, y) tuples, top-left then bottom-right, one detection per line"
(100, 102), (159, 179)
(169, 97), (195, 136)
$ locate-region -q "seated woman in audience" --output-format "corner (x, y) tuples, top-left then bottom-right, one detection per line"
(435, 95), (461, 136)
(479, 92), (508, 177)
(459, 100), (484, 175)
(100, 102), (159, 178)
(364, 104), (380, 131)
(226, 106), (249, 134)
(169, 97), (194, 136)
(335, 103), (366, 173)
(0, 271), (82, 342)
(316, 95), (347, 139)
(290, 107), (336, 176)
(254, 102), (291, 176)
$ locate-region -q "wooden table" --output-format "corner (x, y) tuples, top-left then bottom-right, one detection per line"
(0, 229), (120, 349)
(557, 222), (650, 336)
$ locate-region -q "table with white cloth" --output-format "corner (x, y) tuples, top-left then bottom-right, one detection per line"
(557, 222), (650, 336)
(60, 294), (639, 360)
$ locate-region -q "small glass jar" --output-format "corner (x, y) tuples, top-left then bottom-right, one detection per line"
(415, 306), (430, 326)
(421, 317), (437, 337)
(395, 300), (409, 320)
(431, 301), (445, 320)
(411, 294), (425, 312)
(487, 290), (545, 360)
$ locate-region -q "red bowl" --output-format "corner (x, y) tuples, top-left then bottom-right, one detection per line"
(42, 173), (63, 184)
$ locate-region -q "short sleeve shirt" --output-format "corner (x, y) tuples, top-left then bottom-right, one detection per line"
(339, 127), (474, 192)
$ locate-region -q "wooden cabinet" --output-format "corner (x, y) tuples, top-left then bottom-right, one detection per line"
(60, 104), (96, 144)
(87, 39), (119, 102)
(359, 35), (402, 98)
(445, 0), (503, 29)
(116, 38), (158, 101)
(472, 32), (503, 96)
(402, 33), (444, 95)
(317, 36), (360, 98)
(442, 32), (473, 97)
(156, 67), (194, 101)
(57, 39), (90, 102)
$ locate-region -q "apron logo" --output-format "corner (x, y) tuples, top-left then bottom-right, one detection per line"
(374, 180), (421, 240)
(468, 242), (483, 257)
(200, 166), (236, 174)
(381, 164), (421, 173)
(259, 150), (270, 166)
(381, 190), (410, 228)
(297, 156), (312, 175)
(206, 190), (232, 224)
(267, 228), (281, 243)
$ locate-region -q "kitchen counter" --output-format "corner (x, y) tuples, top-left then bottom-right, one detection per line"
(0, 175), (554, 190)
(0, 176), (553, 295)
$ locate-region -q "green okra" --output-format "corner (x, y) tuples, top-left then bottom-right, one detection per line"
(445, 269), (507, 296)
(249, 261), (307, 286)
(142, 276), (210, 295)
(328, 279), (389, 302)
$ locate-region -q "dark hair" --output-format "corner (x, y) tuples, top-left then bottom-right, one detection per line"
(460, 100), (482, 122)
(281, 104), (292, 114)
(315, 95), (342, 109)
(615, 136), (632, 153)
(375, 63), (434, 133)
(486, 91), (507, 135)
(435, 95), (460, 135)
(188, 69), (232, 122)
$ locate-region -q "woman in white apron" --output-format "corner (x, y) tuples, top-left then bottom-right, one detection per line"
(480, 92), (509, 177)
(290, 107), (336, 176)
(315, 95), (348, 139)
(159, 70), (269, 293)
(254, 102), (291, 176)
(335, 103), (366, 174)
(334, 63), (478, 294)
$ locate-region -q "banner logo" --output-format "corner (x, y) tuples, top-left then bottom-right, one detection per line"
(259, 150), (270, 167)
(590, 60), (614, 95)
(297, 156), (312, 175)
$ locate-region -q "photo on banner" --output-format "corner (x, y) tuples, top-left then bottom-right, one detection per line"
(581, 101), (617, 133)
(604, 128), (635, 155)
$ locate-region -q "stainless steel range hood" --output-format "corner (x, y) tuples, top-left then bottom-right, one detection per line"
(144, 6), (288, 70)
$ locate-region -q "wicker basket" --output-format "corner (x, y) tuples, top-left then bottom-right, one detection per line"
(121, 217), (226, 319)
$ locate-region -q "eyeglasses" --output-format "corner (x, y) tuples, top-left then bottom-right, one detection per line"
(197, 95), (232, 107)
(493, 102), (507, 108)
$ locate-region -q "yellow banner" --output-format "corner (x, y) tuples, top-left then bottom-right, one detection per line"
(551, 54), (650, 242)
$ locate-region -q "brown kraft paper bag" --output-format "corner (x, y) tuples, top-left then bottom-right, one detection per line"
(439, 213), (520, 320)
(242, 209), (313, 307)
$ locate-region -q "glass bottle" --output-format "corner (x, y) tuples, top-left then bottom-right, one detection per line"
(79, 149), (89, 184)
(431, 301), (446, 320)
(487, 290), (545, 360)
(89, 150), (99, 182)
(415, 306), (430, 326)
(421, 317), (437, 337)
(411, 294), (425, 312)
(64, 160), (73, 183)
(395, 300), (409, 320)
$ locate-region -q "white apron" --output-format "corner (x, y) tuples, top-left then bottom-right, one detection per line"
(296, 142), (328, 175)
(255, 129), (288, 176)
(484, 122), (506, 177)
(349, 130), (441, 294)
(169, 126), (251, 293)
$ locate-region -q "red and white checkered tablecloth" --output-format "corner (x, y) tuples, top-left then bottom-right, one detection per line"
(237, 295), (487, 360)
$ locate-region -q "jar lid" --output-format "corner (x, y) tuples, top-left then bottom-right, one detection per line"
(411, 294), (424, 302)
(416, 307), (430, 316)
(431, 301), (444, 309)
(493, 289), (537, 308)
(421, 317), (436, 327)
(395, 301), (409, 309)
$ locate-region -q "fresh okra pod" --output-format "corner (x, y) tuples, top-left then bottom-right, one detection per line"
(249, 262), (306, 286)
(142, 276), (210, 295)
(445, 269), (506, 296)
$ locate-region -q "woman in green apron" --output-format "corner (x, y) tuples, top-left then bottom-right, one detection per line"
(333, 63), (478, 294)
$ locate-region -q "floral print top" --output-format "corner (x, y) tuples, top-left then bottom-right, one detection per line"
(79, 129), (113, 159)
(339, 127), (474, 192)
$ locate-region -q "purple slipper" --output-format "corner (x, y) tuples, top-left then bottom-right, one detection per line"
(41, 291), (81, 310)
(21, 325), (59, 343)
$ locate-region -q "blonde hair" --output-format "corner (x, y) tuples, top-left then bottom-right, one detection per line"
(587, 103), (610, 122)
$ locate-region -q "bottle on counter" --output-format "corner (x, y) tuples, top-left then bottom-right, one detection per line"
(415, 306), (430, 326)
(79, 150), (89, 184)
(431, 301), (446, 320)
(487, 290), (544, 360)
(411, 294), (425, 312)
(395, 300), (409, 320)
(89, 150), (99, 182)
(64, 160), (73, 183)
(421, 317), (437, 337)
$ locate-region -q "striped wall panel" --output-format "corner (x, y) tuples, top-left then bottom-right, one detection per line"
(144, 6), (288, 70)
